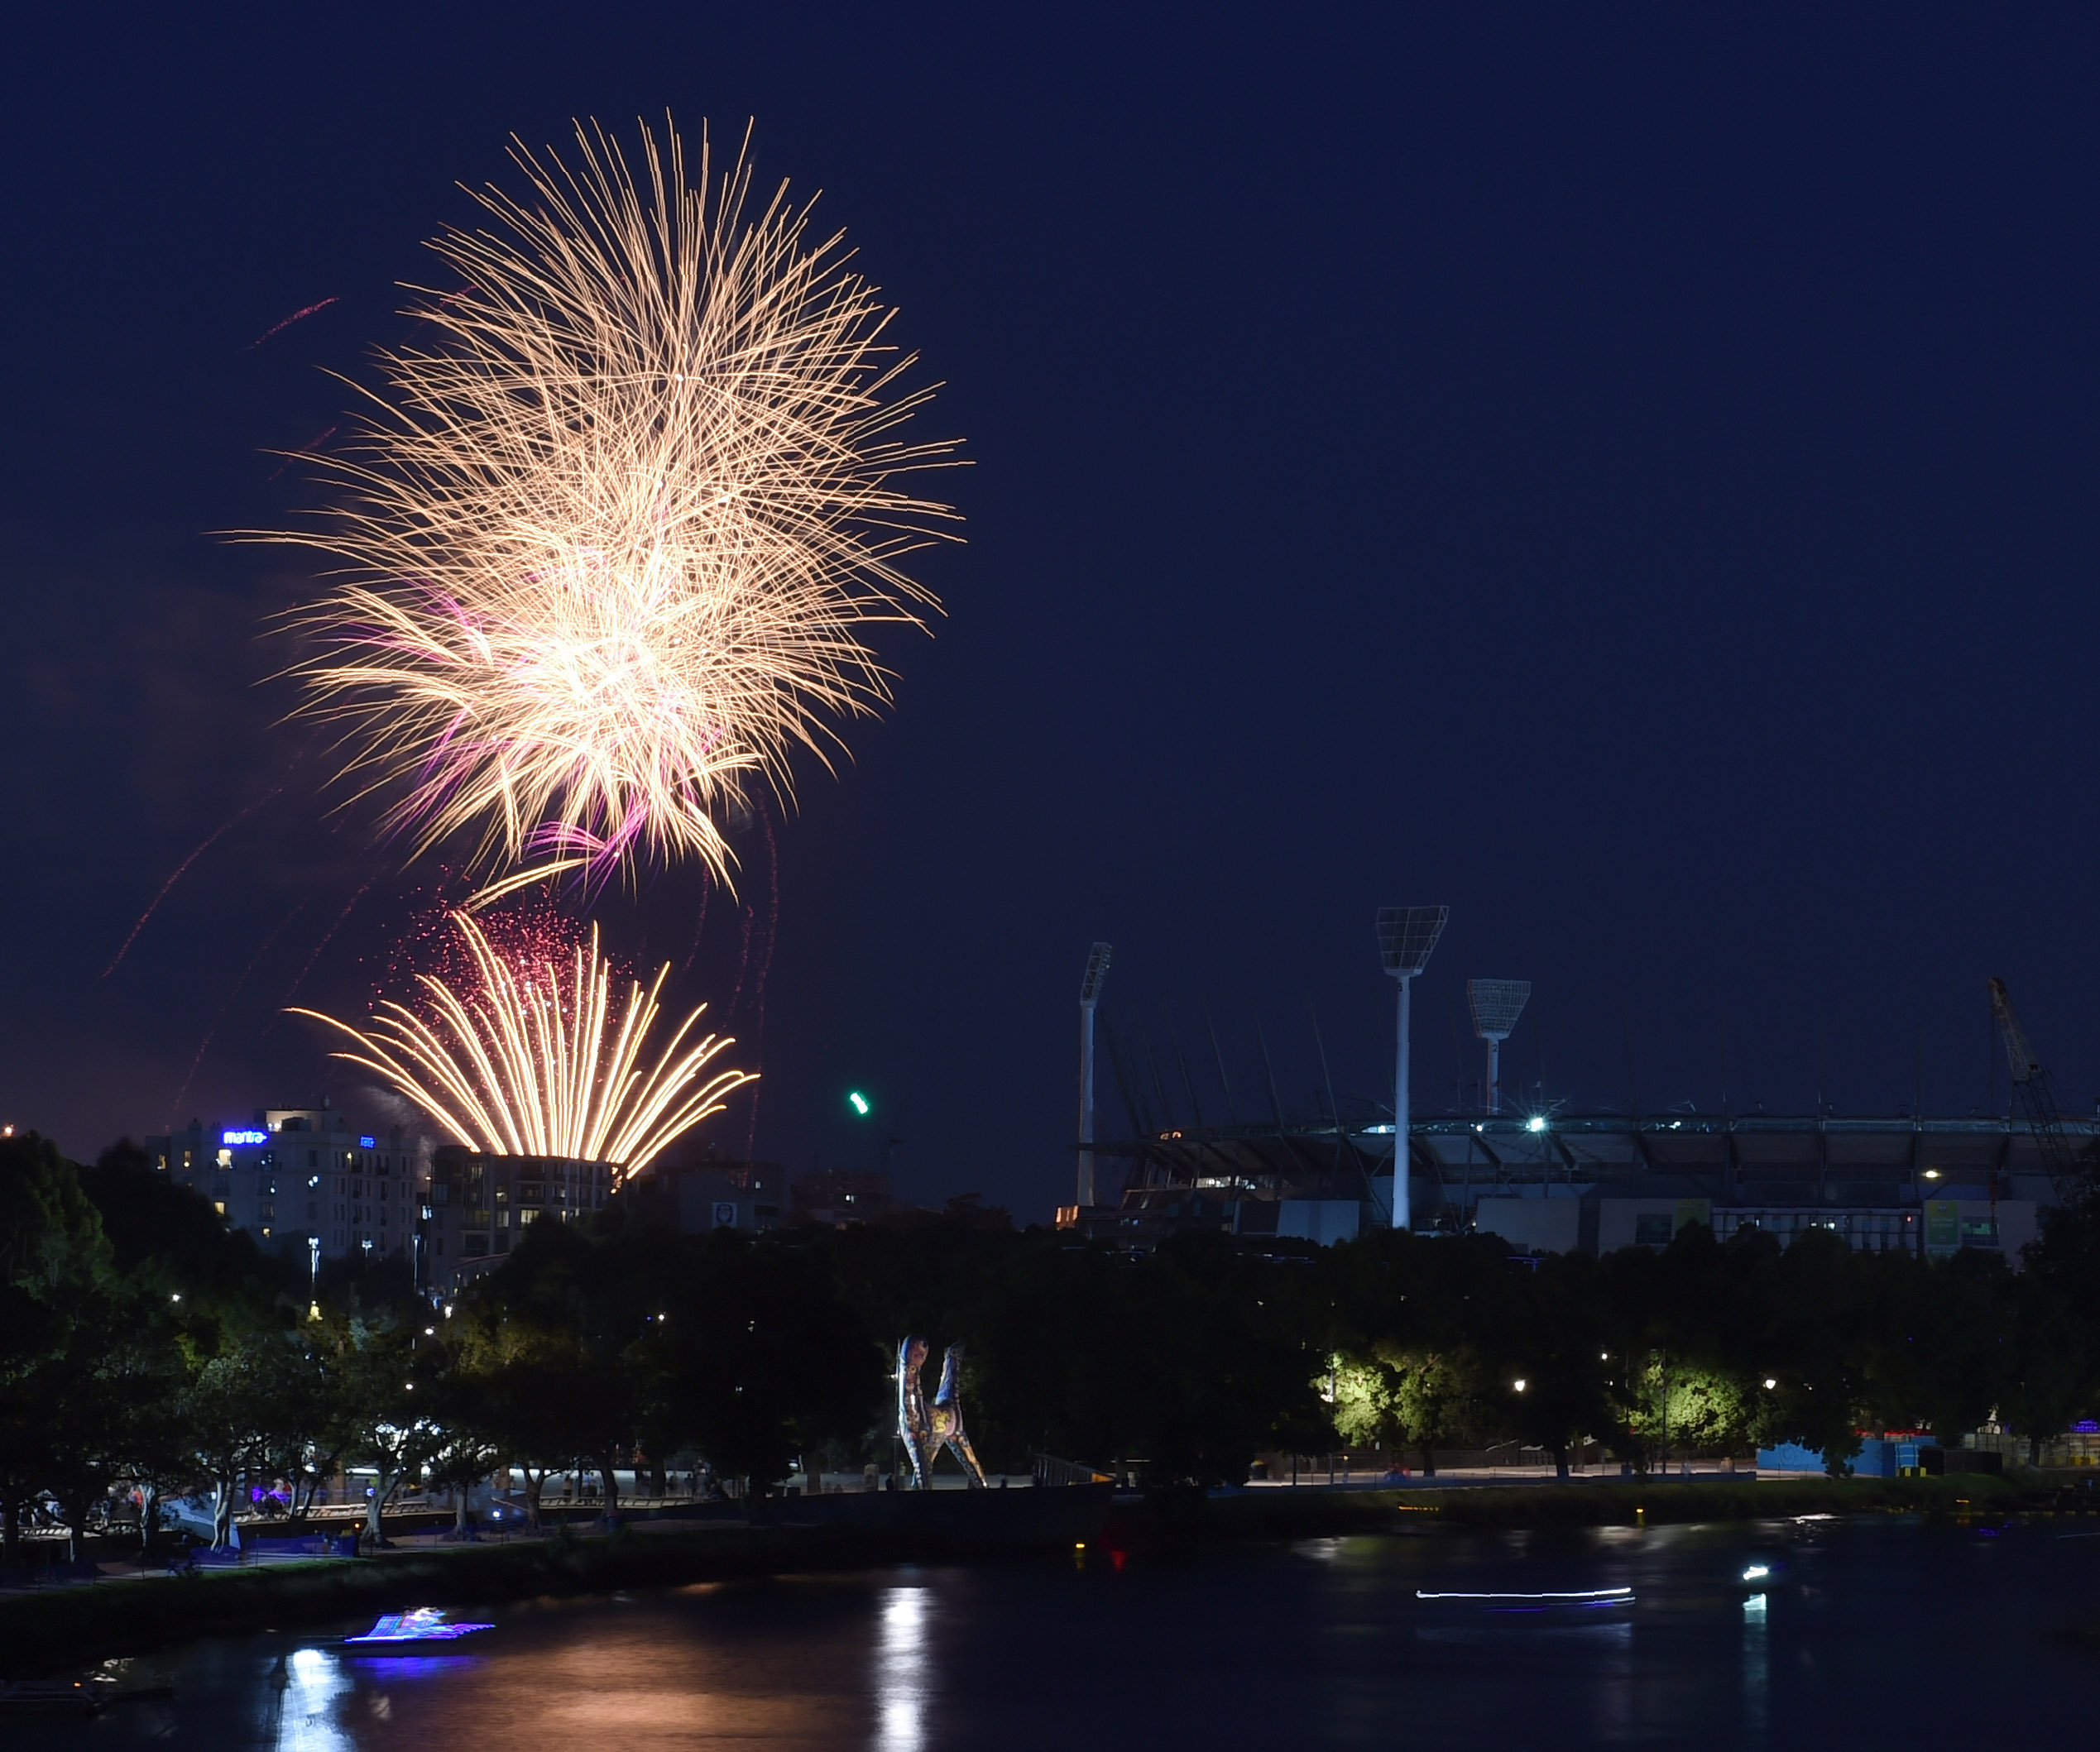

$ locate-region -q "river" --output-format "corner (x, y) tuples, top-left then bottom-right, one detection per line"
(15, 1514), (2096, 1746)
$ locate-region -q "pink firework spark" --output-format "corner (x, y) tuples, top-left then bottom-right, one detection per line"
(248, 295), (340, 349)
(267, 425), (338, 482)
(165, 901), (306, 1129)
(102, 789), (282, 979)
(269, 872), (378, 1020)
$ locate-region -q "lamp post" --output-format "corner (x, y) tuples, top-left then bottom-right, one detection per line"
(1076, 943), (1112, 1208)
(307, 1235), (321, 1321)
(1375, 907), (1449, 1230)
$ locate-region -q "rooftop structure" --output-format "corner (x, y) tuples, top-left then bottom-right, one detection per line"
(147, 1106), (420, 1265)
(424, 1146), (612, 1295)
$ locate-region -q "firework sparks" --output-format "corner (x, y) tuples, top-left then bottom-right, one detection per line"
(290, 908), (751, 1180)
(103, 787), (283, 979)
(249, 295), (340, 348)
(255, 116), (961, 892)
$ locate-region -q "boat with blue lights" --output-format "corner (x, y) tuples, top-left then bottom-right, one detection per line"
(343, 1607), (494, 1646)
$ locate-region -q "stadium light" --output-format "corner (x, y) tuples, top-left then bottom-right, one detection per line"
(1467, 979), (1532, 1116)
(1076, 943), (1113, 1209)
(1376, 905), (1449, 1232)
(848, 1091), (871, 1118)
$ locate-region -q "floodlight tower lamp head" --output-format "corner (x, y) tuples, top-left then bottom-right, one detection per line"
(1376, 906), (1449, 979)
(1081, 943), (1113, 1005)
(1468, 979), (1532, 1042)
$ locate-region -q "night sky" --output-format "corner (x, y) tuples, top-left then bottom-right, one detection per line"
(6, 6), (2098, 1217)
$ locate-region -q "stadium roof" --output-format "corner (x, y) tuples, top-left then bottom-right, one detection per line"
(1093, 1111), (2095, 1212)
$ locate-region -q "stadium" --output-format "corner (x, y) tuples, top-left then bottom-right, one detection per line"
(1057, 927), (2090, 1262)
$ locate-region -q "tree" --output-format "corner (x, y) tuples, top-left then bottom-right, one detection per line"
(0, 1132), (114, 1563)
(1485, 1252), (1614, 1478)
(333, 1322), (443, 1547)
(1764, 1230), (1873, 1476)
(423, 1345), (505, 1535)
(656, 1228), (885, 1496)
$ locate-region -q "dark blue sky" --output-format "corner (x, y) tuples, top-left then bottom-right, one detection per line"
(5, 5), (2098, 1214)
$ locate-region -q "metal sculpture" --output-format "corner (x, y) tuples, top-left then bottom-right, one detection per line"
(895, 1336), (988, 1489)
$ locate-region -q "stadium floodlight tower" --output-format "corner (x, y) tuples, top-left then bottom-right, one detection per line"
(1466, 979), (1532, 1116)
(1376, 906), (1449, 1230)
(1076, 943), (1113, 1208)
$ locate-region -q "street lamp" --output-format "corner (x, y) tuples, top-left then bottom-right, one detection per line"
(1376, 905), (1449, 1231)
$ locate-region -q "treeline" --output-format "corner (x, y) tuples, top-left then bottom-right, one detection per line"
(6, 1128), (2100, 1564)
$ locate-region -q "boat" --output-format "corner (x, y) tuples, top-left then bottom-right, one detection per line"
(1415, 1586), (1635, 1618)
(343, 1607), (495, 1646)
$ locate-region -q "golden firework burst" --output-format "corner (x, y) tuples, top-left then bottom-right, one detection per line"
(292, 909), (753, 1180)
(257, 116), (960, 890)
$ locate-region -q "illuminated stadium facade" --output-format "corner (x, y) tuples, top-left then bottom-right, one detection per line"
(1067, 1109), (2093, 1263)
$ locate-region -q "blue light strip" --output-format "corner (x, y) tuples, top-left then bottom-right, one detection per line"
(1416, 1587), (1633, 1601)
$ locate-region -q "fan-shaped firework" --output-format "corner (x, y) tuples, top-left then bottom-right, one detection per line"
(259, 117), (960, 890)
(291, 909), (752, 1180)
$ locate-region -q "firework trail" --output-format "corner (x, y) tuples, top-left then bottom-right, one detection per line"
(268, 425), (337, 482)
(676, 874), (712, 979)
(165, 901), (307, 1127)
(249, 295), (339, 348)
(266, 870), (378, 1025)
(740, 808), (779, 1161)
(290, 908), (752, 1179)
(252, 116), (961, 894)
(102, 788), (283, 979)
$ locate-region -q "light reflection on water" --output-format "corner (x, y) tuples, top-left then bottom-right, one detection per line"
(1743, 1592), (1769, 1741)
(271, 1646), (353, 1752)
(9, 1519), (2096, 1750)
(875, 1586), (930, 1751)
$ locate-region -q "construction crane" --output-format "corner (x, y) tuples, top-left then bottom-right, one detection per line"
(1988, 975), (2078, 1191)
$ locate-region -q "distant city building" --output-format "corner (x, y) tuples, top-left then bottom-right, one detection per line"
(790, 1169), (893, 1227)
(146, 1103), (422, 1265)
(425, 1146), (614, 1296)
(617, 1154), (782, 1236)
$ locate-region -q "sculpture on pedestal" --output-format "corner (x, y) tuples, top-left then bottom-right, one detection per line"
(895, 1336), (987, 1488)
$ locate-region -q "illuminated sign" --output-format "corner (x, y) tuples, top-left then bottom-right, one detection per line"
(360, 1136), (376, 1149)
(222, 1128), (268, 1146)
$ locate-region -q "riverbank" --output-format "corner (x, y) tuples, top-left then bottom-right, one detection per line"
(1129, 1472), (2028, 1545)
(0, 1522), (887, 1678)
(0, 1472), (2051, 1678)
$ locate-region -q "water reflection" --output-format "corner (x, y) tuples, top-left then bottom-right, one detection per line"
(1743, 1593), (1769, 1745)
(875, 1586), (930, 1751)
(270, 1647), (352, 1752)
(15, 1522), (2094, 1750)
